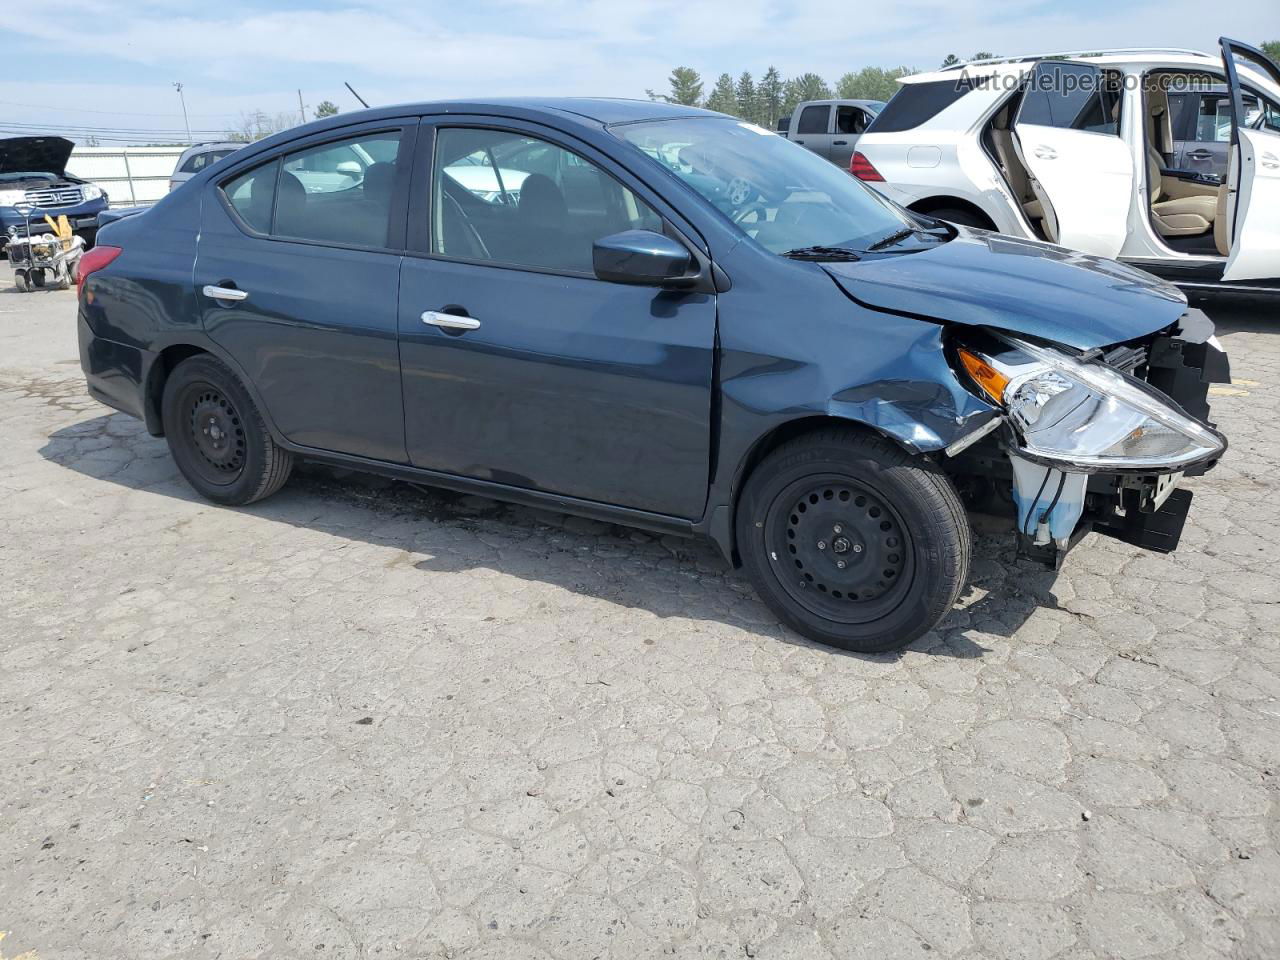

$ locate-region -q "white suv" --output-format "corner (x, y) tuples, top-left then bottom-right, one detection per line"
(853, 39), (1280, 293)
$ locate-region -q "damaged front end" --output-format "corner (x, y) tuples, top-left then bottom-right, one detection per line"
(944, 308), (1229, 568)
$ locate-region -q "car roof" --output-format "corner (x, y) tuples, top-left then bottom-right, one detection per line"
(370, 97), (722, 126)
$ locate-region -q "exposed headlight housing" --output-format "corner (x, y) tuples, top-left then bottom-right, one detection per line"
(81, 183), (104, 201)
(957, 336), (1225, 473)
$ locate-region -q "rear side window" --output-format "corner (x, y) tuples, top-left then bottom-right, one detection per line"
(181, 149), (236, 174)
(865, 80), (971, 133)
(797, 105), (831, 134)
(224, 159), (278, 234)
(1018, 63), (1121, 135)
(276, 131), (403, 246)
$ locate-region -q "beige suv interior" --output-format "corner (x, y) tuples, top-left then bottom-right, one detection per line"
(1144, 84), (1225, 253)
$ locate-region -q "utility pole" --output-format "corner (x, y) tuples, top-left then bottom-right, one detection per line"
(297, 89), (307, 125)
(173, 82), (192, 143)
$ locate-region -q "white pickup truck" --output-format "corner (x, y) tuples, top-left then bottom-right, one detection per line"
(776, 99), (885, 169)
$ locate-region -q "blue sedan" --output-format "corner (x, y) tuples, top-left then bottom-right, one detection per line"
(76, 98), (1229, 651)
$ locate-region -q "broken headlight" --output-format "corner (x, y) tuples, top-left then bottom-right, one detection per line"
(957, 336), (1225, 473)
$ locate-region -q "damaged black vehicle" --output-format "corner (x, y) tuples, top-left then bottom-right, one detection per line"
(78, 101), (1229, 653)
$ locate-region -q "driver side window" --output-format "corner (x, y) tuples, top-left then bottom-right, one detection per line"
(431, 127), (662, 274)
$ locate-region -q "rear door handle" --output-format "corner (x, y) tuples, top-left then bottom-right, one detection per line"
(1033, 145), (1057, 160)
(422, 310), (480, 330)
(1187, 149), (1213, 160)
(203, 284), (248, 302)
(832, 140), (848, 146)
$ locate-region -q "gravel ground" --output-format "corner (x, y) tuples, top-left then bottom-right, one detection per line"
(1, 266), (1278, 960)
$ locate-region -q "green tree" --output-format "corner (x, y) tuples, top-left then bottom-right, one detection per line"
(314, 100), (339, 119)
(1262, 41), (1280, 63)
(941, 54), (960, 67)
(971, 51), (998, 61)
(784, 73), (832, 116)
(648, 66), (704, 106)
(705, 73), (738, 115)
(759, 66), (785, 128)
(836, 66), (916, 101)
(736, 71), (759, 124)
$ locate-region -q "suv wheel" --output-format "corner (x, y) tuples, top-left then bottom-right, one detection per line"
(161, 355), (294, 505)
(737, 429), (971, 653)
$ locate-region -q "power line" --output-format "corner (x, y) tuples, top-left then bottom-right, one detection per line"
(0, 98), (242, 119)
(0, 120), (230, 136)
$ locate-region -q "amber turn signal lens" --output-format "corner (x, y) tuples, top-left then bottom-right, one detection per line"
(957, 347), (1011, 403)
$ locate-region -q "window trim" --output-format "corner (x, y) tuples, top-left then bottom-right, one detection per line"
(214, 119), (417, 254)
(405, 116), (711, 286)
(1014, 61), (1123, 137)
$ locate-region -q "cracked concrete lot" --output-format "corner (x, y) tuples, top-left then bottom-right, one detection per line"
(1, 266), (1278, 960)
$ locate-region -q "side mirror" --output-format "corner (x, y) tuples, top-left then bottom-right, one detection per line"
(592, 230), (693, 287)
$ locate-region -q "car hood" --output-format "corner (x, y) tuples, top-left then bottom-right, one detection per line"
(821, 229), (1188, 351)
(0, 136), (75, 177)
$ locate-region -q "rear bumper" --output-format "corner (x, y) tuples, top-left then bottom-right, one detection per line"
(78, 311), (150, 421)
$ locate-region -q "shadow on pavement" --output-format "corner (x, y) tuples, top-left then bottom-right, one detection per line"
(39, 410), (1066, 660)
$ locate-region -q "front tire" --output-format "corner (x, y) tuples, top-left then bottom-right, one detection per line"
(161, 355), (294, 505)
(736, 429), (971, 653)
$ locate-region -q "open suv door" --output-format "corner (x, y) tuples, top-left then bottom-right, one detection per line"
(1220, 37), (1280, 283)
(1012, 60), (1132, 257)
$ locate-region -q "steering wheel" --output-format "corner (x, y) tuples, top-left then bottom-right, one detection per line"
(726, 176), (755, 207)
(732, 201), (770, 226)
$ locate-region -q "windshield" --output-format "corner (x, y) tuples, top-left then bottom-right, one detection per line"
(613, 117), (917, 255)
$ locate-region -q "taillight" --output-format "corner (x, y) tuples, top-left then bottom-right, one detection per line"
(850, 152), (885, 182)
(77, 244), (122, 298)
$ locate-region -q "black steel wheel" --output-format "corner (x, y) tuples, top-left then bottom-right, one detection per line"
(737, 428), (971, 653)
(162, 355), (294, 505)
(766, 474), (914, 624)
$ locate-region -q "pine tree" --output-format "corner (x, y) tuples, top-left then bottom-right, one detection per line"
(314, 100), (339, 118)
(759, 66), (784, 128)
(735, 71), (758, 124)
(668, 67), (705, 106)
(705, 73), (739, 116)
(941, 54), (960, 67)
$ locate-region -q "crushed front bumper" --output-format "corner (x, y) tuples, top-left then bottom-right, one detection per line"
(1012, 308), (1230, 567)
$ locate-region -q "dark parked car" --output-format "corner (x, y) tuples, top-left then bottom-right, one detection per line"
(77, 99), (1229, 652)
(1, 136), (108, 255)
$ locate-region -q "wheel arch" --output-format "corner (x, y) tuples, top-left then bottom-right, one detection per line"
(142, 339), (285, 446)
(712, 414), (929, 568)
(907, 196), (997, 230)
(143, 344), (210, 435)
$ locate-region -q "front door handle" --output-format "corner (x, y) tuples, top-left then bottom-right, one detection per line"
(833, 139), (848, 146)
(1187, 149), (1213, 160)
(1033, 145), (1058, 160)
(203, 284), (248, 302)
(422, 310), (480, 330)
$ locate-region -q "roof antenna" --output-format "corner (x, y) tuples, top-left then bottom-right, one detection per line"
(344, 82), (370, 109)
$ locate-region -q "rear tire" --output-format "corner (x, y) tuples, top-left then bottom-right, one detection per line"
(30, 268), (46, 288)
(161, 355), (294, 505)
(736, 429), (971, 653)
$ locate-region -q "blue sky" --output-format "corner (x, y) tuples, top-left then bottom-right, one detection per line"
(2, 0), (1277, 142)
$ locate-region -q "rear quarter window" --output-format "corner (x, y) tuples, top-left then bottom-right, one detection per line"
(864, 80), (972, 133)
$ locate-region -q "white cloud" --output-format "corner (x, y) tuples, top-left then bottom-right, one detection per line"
(3, 0), (1276, 138)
